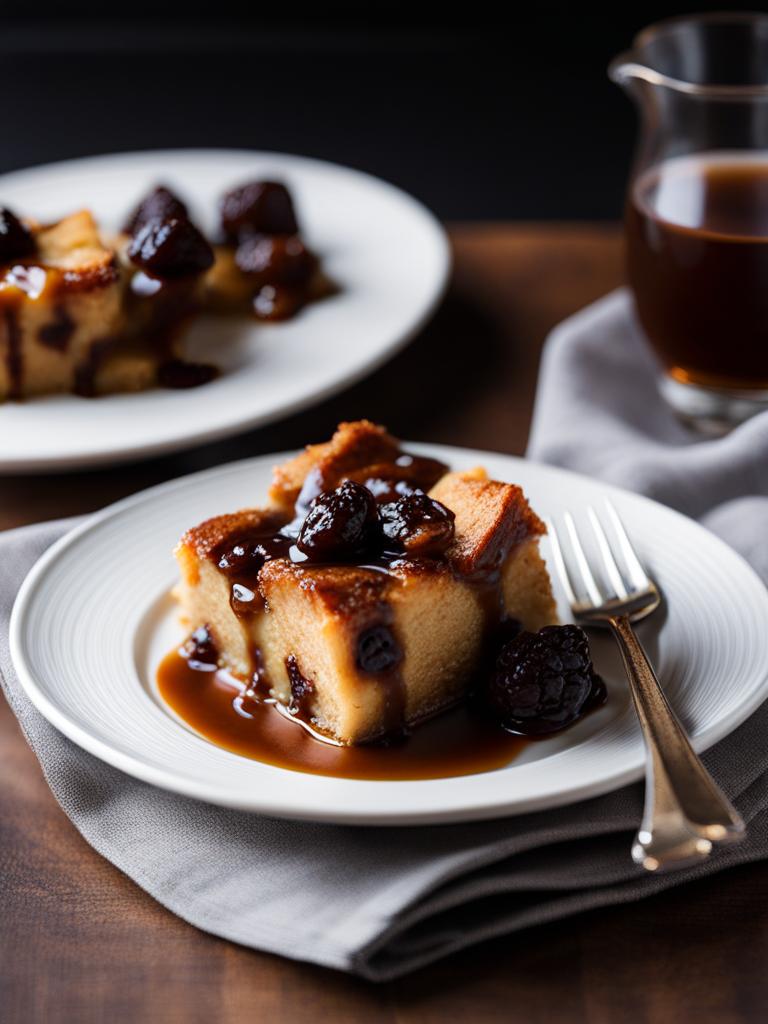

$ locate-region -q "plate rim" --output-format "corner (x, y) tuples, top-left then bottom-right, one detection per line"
(0, 147), (451, 473)
(10, 444), (768, 825)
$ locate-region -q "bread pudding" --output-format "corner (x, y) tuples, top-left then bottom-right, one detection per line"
(0, 210), (123, 400)
(0, 179), (328, 401)
(173, 421), (559, 746)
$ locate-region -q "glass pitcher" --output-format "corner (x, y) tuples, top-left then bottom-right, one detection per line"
(610, 13), (768, 431)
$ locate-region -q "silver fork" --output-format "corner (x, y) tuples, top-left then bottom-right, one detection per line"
(548, 502), (744, 872)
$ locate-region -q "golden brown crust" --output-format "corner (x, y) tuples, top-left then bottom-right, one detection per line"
(36, 211), (120, 292)
(0, 260), (119, 301)
(58, 259), (120, 293)
(259, 559), (395, 618)
(178, 508), (287, 561)
(430, 471), (545, 580)
(0, 212), (121, 301)
(268, 420), (400, 511)
(37, 210), (102, 257)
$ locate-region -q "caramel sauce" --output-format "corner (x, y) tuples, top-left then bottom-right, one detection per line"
(157, 647), (529, 780)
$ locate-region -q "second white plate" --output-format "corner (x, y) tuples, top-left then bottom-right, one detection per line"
(0, 149), (449, 471)
(10, 445), (768, 825)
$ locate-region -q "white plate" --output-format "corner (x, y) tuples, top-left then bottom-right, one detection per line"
(0, 150), (449, 472)
(10, 445), (768, 825)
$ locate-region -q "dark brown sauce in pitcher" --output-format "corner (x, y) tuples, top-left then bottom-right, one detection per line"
(627, 153), (768, 389)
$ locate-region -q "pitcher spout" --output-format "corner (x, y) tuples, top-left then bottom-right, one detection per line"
(609, 14), (768, 101)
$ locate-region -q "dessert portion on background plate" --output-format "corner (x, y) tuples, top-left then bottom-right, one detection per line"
(169, 421), (604, 766)
(0, 179), (331, 401)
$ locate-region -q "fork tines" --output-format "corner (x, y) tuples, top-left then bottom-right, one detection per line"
(547, 502), (654, 615)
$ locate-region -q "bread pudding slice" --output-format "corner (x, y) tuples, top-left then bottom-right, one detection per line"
(174, 422), (557, 745)
(0, 177), (330, 401)
(0, 211), (125, 400)
(0, 205), (212, 400)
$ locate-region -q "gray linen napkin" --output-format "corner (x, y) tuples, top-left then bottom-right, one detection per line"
(528, 289), (768, 579)
(2, 289), (768, 981)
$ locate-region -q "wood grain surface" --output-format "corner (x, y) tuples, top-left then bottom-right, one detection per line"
(2, 224), (766, 1023)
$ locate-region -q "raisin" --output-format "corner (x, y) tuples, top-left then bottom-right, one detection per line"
(128, 216), (214, 278)
(0, 207), (36, 263)
(296, 481), (382, 562)
(220, 180), (299, 241)
(379, 490), (455, 556)
(356, 625), (403, 674)
(485, 624), (604, 735)
(123, 186), (189, 236)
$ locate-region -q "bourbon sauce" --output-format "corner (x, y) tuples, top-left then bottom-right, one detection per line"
(627, 152), (768, 389)
(156, 647), (529, 781)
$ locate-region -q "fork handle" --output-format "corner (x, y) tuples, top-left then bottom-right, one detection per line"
(609, 614), (744, 872)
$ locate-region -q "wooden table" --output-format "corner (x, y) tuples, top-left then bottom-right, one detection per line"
(2, 225), (766, 1023)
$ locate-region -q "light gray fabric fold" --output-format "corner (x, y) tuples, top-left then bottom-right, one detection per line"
(2, 288), (768, 980)
(528, 290), (768, 539)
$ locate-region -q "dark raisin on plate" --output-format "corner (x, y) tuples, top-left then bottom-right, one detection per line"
(128, 216), (214, 279)
(0, 207), (36, 263)
(296, 481), (383, 562)
(123, 186), (189, 236)
(379, 490), (455, 557)
(485, 624), (605, 735)
(220, 181), (299, 241)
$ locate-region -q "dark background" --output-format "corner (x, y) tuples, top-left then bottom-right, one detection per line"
(1, 3), (759, 220)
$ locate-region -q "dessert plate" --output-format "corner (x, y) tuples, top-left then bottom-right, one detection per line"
(0, 150), (449, 472)
(11, 446), (768, 825)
